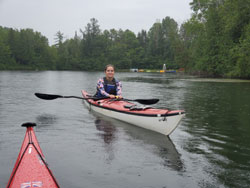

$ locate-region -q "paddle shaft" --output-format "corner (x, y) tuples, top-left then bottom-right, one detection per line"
(63, 96), (88, 100)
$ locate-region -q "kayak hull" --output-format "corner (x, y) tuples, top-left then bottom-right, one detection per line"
(7, 123), (59, 188)
(82, 90), (185, 136)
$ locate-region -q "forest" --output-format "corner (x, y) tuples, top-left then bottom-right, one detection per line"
(0, 0), (250, 78)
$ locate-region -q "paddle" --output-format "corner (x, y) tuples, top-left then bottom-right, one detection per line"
(34, 93), (104, 100)
(34, 93), (159, 105)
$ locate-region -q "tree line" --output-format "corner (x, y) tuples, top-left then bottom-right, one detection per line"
(0, 0), (250, 78)
(182, 0), (250, 78)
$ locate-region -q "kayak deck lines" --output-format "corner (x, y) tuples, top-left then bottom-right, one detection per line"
(7, 122), (60, 188)
(87, 96), (184, 117)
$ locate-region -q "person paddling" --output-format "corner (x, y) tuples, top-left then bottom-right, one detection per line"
(95, 64), (122, 99)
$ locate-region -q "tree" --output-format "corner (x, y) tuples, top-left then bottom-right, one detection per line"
(0, 36), (14, 69)
(179, 17), (206, 71)
(161, 17), (179, 68)
(80, 18), (102, 57)
(54, 31), (64, 47)
(148, 22), (164, 57)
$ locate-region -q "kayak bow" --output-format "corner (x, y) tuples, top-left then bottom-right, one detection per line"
(6, 122), (60, 188)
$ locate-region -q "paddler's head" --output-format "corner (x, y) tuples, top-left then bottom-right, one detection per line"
(105, 64), (115, 81)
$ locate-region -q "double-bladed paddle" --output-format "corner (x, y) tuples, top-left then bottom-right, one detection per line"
(34, 93), (159, 105)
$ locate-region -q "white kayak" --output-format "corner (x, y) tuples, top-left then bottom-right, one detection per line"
(82, 90), (185, 136)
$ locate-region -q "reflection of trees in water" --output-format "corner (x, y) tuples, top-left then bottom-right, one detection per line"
(124, 76), (172, 84)
(182, 82), (250, 187)
(94, 115), (184, 171)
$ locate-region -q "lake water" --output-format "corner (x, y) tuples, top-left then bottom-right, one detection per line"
(0, 71), (250, 188)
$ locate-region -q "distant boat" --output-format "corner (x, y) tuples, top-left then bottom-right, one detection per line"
(160, 70), (176, 73)
(165, 70), (176, 73)
(130, 68), (138, 72)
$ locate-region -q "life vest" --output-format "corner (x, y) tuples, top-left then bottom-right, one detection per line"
(96, 77), (118, 97)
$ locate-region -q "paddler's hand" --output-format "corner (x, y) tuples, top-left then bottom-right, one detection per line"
(109, 95), (123, 99)
(109, 95), (116, 98)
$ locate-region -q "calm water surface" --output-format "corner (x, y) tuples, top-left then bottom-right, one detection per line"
(0, 71), (250, 188)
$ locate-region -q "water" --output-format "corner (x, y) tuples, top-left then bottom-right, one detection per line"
(0, 71), (250, 188)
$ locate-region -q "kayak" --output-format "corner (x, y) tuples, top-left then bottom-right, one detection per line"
(81, 90), (185, 136)
(6, 122), (60, 188)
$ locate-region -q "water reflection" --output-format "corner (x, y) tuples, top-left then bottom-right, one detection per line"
(121, 72), (194, 85)
(35, 113), (57, 127)
(94, 114), (184, 172)
(94, 117), (117, 163)
(123, 122), (184, 171)
(182, 81), (250, 187)
(95, 118), (117, 144)
(124, 76), (172, 84)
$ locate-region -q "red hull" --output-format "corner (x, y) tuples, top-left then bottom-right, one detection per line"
(7, 123), (59, 188)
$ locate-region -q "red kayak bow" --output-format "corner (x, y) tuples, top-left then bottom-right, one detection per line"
(6, 122), (60, 188)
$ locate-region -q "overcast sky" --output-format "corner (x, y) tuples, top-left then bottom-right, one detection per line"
(0, 0), (192, 45)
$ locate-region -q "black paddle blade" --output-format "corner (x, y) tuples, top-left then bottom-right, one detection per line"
(135, 98), (159, 105)
(35, 93), (63, 100)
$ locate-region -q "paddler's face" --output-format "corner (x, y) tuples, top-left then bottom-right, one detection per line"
(105, 66), (115, 80)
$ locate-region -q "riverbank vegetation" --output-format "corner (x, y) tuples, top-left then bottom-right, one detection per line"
(0, 0), (249, 78)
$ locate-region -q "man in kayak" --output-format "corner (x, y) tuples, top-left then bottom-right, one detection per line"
(95, 64), (122, 99)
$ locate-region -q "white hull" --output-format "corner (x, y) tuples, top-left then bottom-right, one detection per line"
(83, 100), (184, 136)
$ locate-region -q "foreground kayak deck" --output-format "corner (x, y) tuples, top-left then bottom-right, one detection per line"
(82, 90), (185, 136)
(7, 123), (59, 188)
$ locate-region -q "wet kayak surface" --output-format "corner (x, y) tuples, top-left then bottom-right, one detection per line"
(1, 71), (250, 188)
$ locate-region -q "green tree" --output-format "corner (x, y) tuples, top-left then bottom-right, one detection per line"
(186, 0), (250, 77)
(148, 21), (164, 58)
(179, 17), (206, 71)
(0, 36), (14, 69)
(54, 31), (64, 47)
(161, 17), (180, 69)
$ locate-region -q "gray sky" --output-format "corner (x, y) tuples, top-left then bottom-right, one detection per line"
(0, 0), (192, 45)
